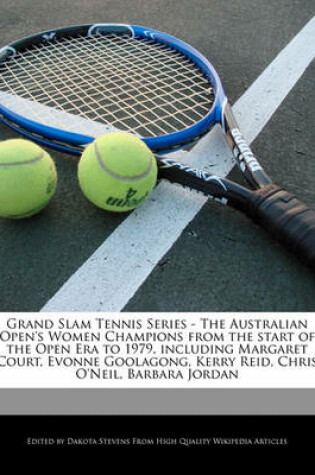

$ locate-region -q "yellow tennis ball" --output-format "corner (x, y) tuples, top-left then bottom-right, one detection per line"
(78, 133), (157, 212)
(0, 139), (57, 219)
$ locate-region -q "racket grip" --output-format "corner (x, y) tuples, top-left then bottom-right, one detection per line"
(247, 184), (315, 269)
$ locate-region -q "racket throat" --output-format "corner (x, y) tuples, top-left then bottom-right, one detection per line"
(223, 104), (271, 189)
(157, 156), (251, 211)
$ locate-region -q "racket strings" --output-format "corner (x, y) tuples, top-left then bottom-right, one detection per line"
(1, 34), (213, 129)
(30, 35), (206, 134)
(0, 33), (214, 138)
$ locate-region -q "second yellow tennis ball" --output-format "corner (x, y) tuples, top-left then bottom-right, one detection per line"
(78, 133), (157, 212)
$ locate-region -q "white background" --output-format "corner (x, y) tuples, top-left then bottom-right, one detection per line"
(0, 312), (314, 388)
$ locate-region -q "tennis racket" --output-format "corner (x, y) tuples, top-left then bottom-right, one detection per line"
(0, 23), (314, 269)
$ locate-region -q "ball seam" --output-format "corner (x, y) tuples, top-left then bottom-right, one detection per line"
(0, 151), (45, 167)
(94, 141), (153, 181)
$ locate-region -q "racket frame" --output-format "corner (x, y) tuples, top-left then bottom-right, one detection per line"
(0, 23), (226, 153)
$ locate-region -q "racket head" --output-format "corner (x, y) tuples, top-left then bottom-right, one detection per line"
(0, 24), (226, 153)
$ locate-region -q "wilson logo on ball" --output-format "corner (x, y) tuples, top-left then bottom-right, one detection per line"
(106, 188), (150, 209)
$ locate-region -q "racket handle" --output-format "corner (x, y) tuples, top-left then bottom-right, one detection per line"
(247, 184), (315, 269)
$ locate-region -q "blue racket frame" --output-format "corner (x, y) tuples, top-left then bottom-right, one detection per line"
(0, 24), (226, 152)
